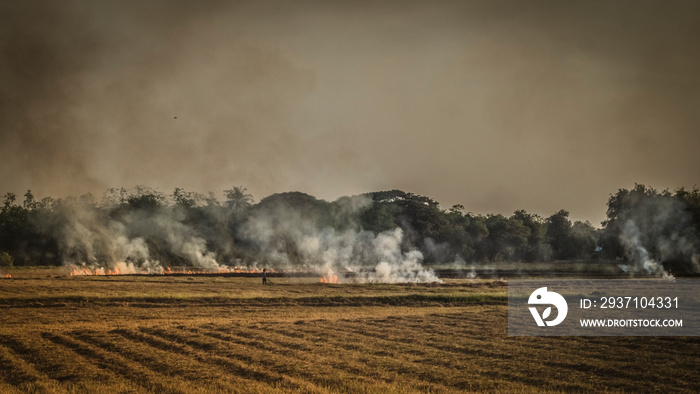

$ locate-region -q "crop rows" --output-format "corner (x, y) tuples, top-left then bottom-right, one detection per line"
(1, 309), (698, 393)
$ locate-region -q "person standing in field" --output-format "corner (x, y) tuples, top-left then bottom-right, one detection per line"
(262, 268), (267, 285)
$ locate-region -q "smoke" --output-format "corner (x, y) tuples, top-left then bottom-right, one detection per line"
(619, 220), (673, 279)
(616, 194), (700, 277)
(0, 1), (320, 200)
(358, 228), (440, 283)
(2, 2), (699, 224)
(33, 189), (442, 282)
(35, 193), (233, 274)
(43, 203), (160, 272)
(422, 237), (454, 264)
(241, 194), (441, 283)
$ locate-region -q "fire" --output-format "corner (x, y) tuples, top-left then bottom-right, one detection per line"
(320, 274), (340, 283)
(159, 266), (268, 275)
(69, 264), (269, 276)
(70, 267), (105, 276)
(2, 274), (10, 279)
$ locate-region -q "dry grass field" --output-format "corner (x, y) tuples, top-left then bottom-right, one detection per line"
(0, 268), (698, 393)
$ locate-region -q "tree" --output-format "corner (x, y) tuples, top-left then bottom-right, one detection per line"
(438, 205), (474, 261)
(360, 201), (398, 234)
(483, 214), (529, 262)
(449, 204), (465, 214)
(102, 187), (129, 207)
(224, 186), (254, 211)
(601, 184), (699, 272)
(0, 193), (32, 265)
(601, 184), (663, 260)
(23, 190), (37, 210)
(546, 209), (573, 260)
(569, 221), (598, 260)
(512, 210), (551, 262)
(172, 187), (206, 208)
(0, 251), (12, 267)
(388, 192), (446, 248)
(675, 186), (700, 237)
(2, 193), (16, 213)
(127, 186), (166, 211)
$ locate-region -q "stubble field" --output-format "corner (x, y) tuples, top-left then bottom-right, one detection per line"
(0, 268), (698, 393)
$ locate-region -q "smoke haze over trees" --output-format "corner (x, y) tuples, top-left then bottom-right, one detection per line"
(2, 1), (700, 227)
(1, 184), (698, 277)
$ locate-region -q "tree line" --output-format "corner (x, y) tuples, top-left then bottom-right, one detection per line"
(1, 184), (698, 273)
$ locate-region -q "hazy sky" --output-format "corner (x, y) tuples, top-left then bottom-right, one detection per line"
(2, 0), (699, 224)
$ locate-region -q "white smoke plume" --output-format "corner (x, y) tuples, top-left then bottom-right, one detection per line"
(619, 220), (673, 279)
(241, 195), (441, 283)
(616, 194), (700, 277)
(358, 228), (440, 283)
(30, 189), (455, 282)
(48, 203), (160, 273)
(38, 194), (232, 274)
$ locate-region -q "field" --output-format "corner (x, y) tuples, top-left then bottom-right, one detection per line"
(0, 268), (698, 393)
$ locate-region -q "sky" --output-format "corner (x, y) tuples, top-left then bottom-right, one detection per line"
(1, 0), (699, 225)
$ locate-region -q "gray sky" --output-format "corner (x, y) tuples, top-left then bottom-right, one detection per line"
(2, 0), (699, 224)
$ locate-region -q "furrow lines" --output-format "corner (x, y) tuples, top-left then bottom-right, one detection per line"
(0, 333), (123, 392)
(348, 317), (696, 389)
(274, 320), (552, 391)
(42, 332), (187, 393)
(323, 319), (666, 392)
(321, 320), (610, 390)
(69, 329), (239, 392)
(113, 327), (316, 393)
(194, 325), (447, 393)
(0, 382), (23, 394)
(169, 324), (399, 393)
(0, 340), (62, 392)
(264, 323), (505, 391)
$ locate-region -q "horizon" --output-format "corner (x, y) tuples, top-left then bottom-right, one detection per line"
(7, 182), (692, 228)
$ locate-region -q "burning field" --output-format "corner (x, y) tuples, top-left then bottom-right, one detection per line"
(0, 268), (698, 392)
(68, 265), (271, 277)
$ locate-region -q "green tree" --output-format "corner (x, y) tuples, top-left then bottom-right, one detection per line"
(397, 193), (447, 244)
(675, 186), (700, 237)
(569, 221), (598, 260)
(546, 209), (573, 260)
(360, 203), (397, 234)
(439, 208), (484, 262)
(512, 210), (551, 262)
(127, 186), (166, 211)
(602, 184), (699, 272)
(172, 187), (207, 209)
(2, 193), (16, 212)
(23, 190), (37, 210)
(601, 184), (661, 260)
(224, 186), (254, 211)
(0, 193), (32, 265)
(0, 251), (13, 267)
(483, 214), (529, 262)
(102, 187), (129, 207)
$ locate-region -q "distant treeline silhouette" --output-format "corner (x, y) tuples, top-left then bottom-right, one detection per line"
(1, 184), (698, 273)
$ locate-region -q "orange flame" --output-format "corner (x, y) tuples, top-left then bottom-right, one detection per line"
(69, 264), (268, 276)
(2, 274), (10, 279)
(320, 274), (340, 283)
